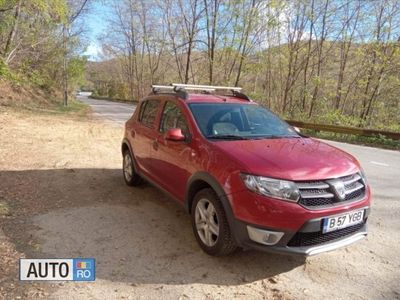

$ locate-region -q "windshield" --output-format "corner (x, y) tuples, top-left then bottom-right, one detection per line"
(188, 103), (299, 140)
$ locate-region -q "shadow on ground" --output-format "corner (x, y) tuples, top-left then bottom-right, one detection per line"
(0, 168), (304, 285)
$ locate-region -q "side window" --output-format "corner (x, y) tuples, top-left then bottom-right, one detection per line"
(160, 101), (189, 135)
(139, 100), (160, 128)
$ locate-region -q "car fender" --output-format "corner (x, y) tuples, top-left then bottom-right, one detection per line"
(121, 138), (133, 155)
(185, 172), (234, 217)
(185, 171), (245, 245)
(121, 138), (141, 173)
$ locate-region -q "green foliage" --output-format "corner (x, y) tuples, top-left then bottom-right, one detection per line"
(0, 58), (11, 79)
(28, 69), (47, 87)
(29, 0), (68, 23)
(0, 58), (23, 83)
(0, 0), (87, 104)
(305, 130), (400, 150)
(0, 0), (16, 9)
(106, 82), (130, 100)
(57, 99), (88, 115)
(68, 56), (87, 86)
(314, 110), (363, 128)
(0, 201), (11, 217)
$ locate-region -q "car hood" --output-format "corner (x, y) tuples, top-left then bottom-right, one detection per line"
(212, 137), (360, 181)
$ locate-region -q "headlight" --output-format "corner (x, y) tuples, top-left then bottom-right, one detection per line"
(240, 174), (300, 202)
(360, 168), (368, 185)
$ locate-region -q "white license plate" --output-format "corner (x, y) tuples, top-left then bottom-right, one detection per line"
(322, 209), (364, 233)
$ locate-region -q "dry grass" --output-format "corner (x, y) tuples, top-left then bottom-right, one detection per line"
(0, 81), (60, 109)
(0, 108), (123, 171)
(0, 80), (90, 119)
(0, 202), (10, 216)
(0, 108), (124, 299)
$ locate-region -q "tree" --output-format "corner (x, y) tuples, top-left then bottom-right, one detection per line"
(88, 0), (400, 131)
(0, 0), (88, 104)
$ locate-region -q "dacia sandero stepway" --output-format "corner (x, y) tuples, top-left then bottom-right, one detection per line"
(121, 84), (371, 256)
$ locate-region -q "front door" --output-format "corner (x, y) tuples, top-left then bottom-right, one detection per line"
(152, 100), (193, 201)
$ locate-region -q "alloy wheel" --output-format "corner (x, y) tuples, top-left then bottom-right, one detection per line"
(195, 198), (219, 247)
(123, 153), (133, 181)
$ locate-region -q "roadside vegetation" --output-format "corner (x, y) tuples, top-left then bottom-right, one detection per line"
(87, 0), (400, 134)
(303, 130), (400, 150)
(0, 201), (10, 217)
(0, 0), (89, 110)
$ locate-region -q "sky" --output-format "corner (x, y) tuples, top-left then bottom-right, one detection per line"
(83, 1), (111, 61)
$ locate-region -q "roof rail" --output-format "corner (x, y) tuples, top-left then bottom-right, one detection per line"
(151, 85), (189, 100)
(171, 83), (242, 92)
(150, 84), (251, 101)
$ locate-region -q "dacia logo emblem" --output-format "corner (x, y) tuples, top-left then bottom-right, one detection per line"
(327, 178), (346, 201)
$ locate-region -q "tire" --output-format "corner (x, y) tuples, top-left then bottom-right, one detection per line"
(191, 188), (237, 256)
(122, 150), (143, 186)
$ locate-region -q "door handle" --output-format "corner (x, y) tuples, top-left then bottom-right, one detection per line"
(152, 140), (158, 150)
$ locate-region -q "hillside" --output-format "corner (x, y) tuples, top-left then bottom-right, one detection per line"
(85, 39), (400, 132)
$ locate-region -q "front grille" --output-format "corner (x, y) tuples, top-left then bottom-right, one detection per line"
(287, 222), (365, 247)
(300, 197), (334, 207)
(297, 173), (365, 209)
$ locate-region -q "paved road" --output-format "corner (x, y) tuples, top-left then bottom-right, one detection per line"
(78, 96), (136, 125)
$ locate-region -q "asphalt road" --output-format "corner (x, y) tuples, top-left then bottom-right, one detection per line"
(78, 96), (136, 126)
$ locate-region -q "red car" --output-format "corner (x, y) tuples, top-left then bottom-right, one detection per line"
(121, 84), (371, 256)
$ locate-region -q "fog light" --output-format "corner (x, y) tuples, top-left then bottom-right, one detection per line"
(247, 226), (284, 246)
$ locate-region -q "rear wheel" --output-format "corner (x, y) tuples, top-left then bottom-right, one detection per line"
(123, 150), (143, 186)
(191, 188), (237, 256)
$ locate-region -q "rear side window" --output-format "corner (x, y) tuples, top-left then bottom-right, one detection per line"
(139, 100), (160, 128)
(160, 101), (189, 135)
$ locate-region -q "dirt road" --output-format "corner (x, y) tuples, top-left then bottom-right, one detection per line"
(0, 106), (399, 299)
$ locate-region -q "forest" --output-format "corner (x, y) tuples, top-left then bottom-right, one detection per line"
(1, 0), (399, 131)
(0, 0), (88, 105)
(89, 0), (400, 131)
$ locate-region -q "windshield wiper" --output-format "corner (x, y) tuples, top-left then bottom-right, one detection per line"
(283, 135), (302, 138)
(207, 134), (249, 140)
(252, 134), (301, 139)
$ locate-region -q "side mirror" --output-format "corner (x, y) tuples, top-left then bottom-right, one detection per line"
(165, 128), (186, 141)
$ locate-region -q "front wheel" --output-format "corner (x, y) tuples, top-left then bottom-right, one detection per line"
(122, 150), (143, 186)
(191, 188), (237, 256)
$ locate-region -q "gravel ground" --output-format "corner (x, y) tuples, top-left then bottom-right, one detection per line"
(0, 107), (399, 300)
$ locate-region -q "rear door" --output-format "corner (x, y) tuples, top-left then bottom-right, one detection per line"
(131, 99), (161, 176)
(151, 100), (193, 201)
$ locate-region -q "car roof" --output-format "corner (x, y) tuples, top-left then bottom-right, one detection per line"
(143, 93), (256, 105)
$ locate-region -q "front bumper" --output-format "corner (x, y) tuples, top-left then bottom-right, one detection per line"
(231, 207), (370, 256)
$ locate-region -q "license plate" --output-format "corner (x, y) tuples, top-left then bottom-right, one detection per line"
(322, 209), (364, 233)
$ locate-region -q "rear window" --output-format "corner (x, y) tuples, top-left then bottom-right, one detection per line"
(139, 100), (160, 128)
